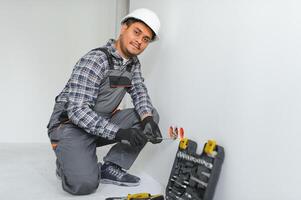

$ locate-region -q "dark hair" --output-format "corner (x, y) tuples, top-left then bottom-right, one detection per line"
(123, 18), (156, 41)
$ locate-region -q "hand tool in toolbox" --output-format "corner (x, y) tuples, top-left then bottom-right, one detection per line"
(105, 193), (164, 200)
(165, 137), (225, 200)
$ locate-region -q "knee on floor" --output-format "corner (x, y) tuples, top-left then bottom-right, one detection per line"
(63, 174), (99, 195)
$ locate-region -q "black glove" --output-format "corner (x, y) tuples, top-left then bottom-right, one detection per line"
(115, 128), (147, 147)
(141, 116), (162, 144)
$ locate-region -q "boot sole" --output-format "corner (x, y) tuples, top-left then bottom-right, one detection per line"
(99, 178), (140, 187)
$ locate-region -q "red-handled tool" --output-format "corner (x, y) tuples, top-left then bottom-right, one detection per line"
(157, 126), (185, 141)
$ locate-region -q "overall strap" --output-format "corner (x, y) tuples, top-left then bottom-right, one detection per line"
(92, 47), (114, 70)
(126, 64), (133, 73)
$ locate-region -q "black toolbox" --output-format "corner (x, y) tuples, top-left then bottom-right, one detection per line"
(165, 139), (225, 200)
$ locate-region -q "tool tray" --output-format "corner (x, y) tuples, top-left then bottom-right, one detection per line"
(165, 139), (225, 200)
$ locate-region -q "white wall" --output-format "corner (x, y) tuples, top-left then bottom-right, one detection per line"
(1, 0), (301, 198)
(0, 0), (116, 142)
(130, 0), (301, 199)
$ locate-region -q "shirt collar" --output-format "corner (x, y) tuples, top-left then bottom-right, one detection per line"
(105, 39), (138, 65)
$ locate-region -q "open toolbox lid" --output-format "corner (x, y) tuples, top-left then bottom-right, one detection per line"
(165, 139), (225, 200)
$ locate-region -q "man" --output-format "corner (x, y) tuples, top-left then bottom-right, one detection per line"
(47, 8), (162, 195)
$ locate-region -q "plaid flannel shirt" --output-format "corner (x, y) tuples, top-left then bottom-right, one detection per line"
(54, 39), (153, 140)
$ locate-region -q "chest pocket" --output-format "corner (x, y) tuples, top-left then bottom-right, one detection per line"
(109, 69), (132, 88)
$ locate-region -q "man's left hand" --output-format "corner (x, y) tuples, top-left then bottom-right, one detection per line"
(141, 116), (162, 144)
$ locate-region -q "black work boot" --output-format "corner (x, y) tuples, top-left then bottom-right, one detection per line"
(100, 162), (140, 186)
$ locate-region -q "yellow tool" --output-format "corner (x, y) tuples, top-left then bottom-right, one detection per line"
(127, 193), (151, 199)
(204, 140), (217, 155)
(179, 138), (188, 150)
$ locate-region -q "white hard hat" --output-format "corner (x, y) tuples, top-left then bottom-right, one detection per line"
(121, 8), (160, 41)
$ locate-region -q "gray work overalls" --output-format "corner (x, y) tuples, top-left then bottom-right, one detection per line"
(47, 48), (159, 195)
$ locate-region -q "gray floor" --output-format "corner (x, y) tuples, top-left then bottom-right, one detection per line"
(0, 143), (164, 200)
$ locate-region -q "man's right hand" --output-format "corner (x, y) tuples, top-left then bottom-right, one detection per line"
(115, 128), (147, 147)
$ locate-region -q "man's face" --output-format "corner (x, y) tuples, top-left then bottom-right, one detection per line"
(118, 21), (153, 58)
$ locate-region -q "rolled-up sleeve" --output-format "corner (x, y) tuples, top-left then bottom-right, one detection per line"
(66, 53), (119, 140)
